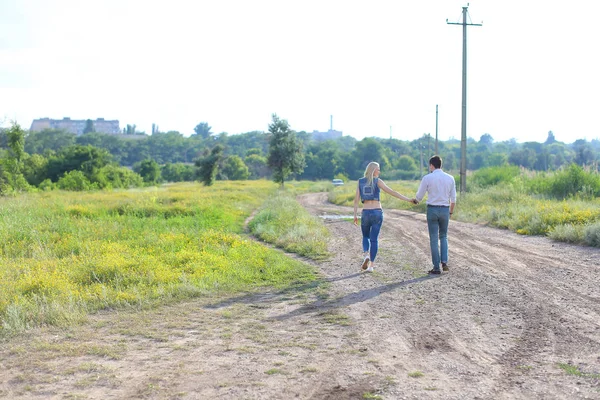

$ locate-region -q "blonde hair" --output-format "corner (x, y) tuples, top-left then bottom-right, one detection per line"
(363, 162), (380, 187)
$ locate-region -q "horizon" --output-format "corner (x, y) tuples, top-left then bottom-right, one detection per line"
(19, 115), (589, 146)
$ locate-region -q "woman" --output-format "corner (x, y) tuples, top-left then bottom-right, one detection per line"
(353, 161), (416, 272)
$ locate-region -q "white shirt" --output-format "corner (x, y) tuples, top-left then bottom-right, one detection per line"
(415, 169), (457, 206)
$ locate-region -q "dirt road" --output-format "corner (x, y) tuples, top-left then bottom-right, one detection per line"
(1, 193), (600, 399)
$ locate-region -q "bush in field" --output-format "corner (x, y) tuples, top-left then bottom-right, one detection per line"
(471, 165), (520, 188)
(22, 153), (49, 186)
(46, 145), (112, 182)
(527, 164), (600, 199)
(196, 145), (224, 186)
(161, 162), (195, 182)
(221, 155), (250, 180)
(57, 170), (95, 191)
(92, 164), (144, 189)
(38, 178), (54, 191)
(583, 222), (600, 247)
(134, 159), (162, 184)
(549, 164), (600, 199)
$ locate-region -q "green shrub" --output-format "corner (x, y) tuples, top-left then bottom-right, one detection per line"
(93, 164), (144, 189)
(548, 224), (584, 243)
(248, 191), (329, 259)
(38, 179), (54, 191)
(57, 170), (93, 191)
(527, 164), (600, 199)
(583, 222), (600, 247)
(471, 165), (520, 188)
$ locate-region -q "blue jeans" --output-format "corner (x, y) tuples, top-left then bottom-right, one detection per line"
(426, 206), (450, 270)
(361, 209), (383, 262)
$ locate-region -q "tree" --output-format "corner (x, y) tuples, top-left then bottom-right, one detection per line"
(124, 124), (137, 135)
(487, 153), (508, 167)
(25, 129), (76, 154)
(221, 155), (249, 180)
(508, 148), (537, 169)
(194, 122), (212, 139)
(266, 114), (305, 187)
(6, 122), (26, 164)
(572, 139), (595, 166)
(196, 144), (224, 186)
(245, 154), (269, 179)
(83, 119), (95, 134)
(22, 154), (49, 186)
(545, 131), (556, 145)
(0, 122), (30, 193)
(134, 159), (161, 184)
(479, 133), (494, 147)
(395, 155), (417, 171)
(349, 138), (389, 179)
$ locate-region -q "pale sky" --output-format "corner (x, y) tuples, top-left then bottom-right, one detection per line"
(1, 0), (599, 144)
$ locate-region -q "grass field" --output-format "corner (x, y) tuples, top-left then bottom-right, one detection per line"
(5, 175), (600, 337)
(0, 181), (329, 337)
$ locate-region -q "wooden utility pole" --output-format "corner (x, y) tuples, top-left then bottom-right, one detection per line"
(435, 104), (439, 155)
(427, 134), (431, 159)
(447, 4), (481, 194)
(419, 141), (424, 178)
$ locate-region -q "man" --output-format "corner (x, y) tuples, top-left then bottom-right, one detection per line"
(414, 155), (457, 275)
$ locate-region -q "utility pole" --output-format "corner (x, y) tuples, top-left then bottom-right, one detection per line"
(427, 134), (431, 159)
(390, 125), (392, 139)
(435, 104), (439, 155)
(419, 141), (424, 178)
(447, 4), (481, 194)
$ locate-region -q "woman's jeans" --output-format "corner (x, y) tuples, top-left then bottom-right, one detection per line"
(361, 209), (383, 262)
(426, 206), (450, 270)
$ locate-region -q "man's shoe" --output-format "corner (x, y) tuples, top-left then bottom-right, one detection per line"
(361, 256), (370, 270)
(428, 269), (441, 275)
(442, 263), (449, 272)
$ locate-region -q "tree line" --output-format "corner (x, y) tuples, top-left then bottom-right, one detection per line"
(1, 114), (599, 194)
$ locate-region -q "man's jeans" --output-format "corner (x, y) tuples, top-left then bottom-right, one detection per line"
(361, 209), (383, 262)
(426, 206), (450, 270)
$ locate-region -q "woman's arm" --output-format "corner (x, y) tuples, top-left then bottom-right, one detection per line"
(378, 179), (413, 202)
(353, 183), (361, 225)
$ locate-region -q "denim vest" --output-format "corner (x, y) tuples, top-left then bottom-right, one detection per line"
(359, 177), (380, 203)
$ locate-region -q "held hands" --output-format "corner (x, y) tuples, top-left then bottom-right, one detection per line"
(411, 198), (418, 204)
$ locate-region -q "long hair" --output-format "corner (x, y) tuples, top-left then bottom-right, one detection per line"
(363, 162), (379, 187)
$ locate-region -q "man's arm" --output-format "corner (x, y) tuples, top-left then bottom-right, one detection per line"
(449, 178), (457, 215)
(415, 176), (428, 203)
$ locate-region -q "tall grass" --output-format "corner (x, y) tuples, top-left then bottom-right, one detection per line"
(248, 189), (330, 259)
(0, 181), (321, 336)
(464, 165), (600, 245)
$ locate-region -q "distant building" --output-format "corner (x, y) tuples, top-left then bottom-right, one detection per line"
(30, 117), (121, 135)
(310, 129), (343, 141)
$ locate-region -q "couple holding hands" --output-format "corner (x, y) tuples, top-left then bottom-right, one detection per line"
(353, 156), (457, 275)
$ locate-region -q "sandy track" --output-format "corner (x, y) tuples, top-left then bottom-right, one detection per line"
(1, 192), (599, 399)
